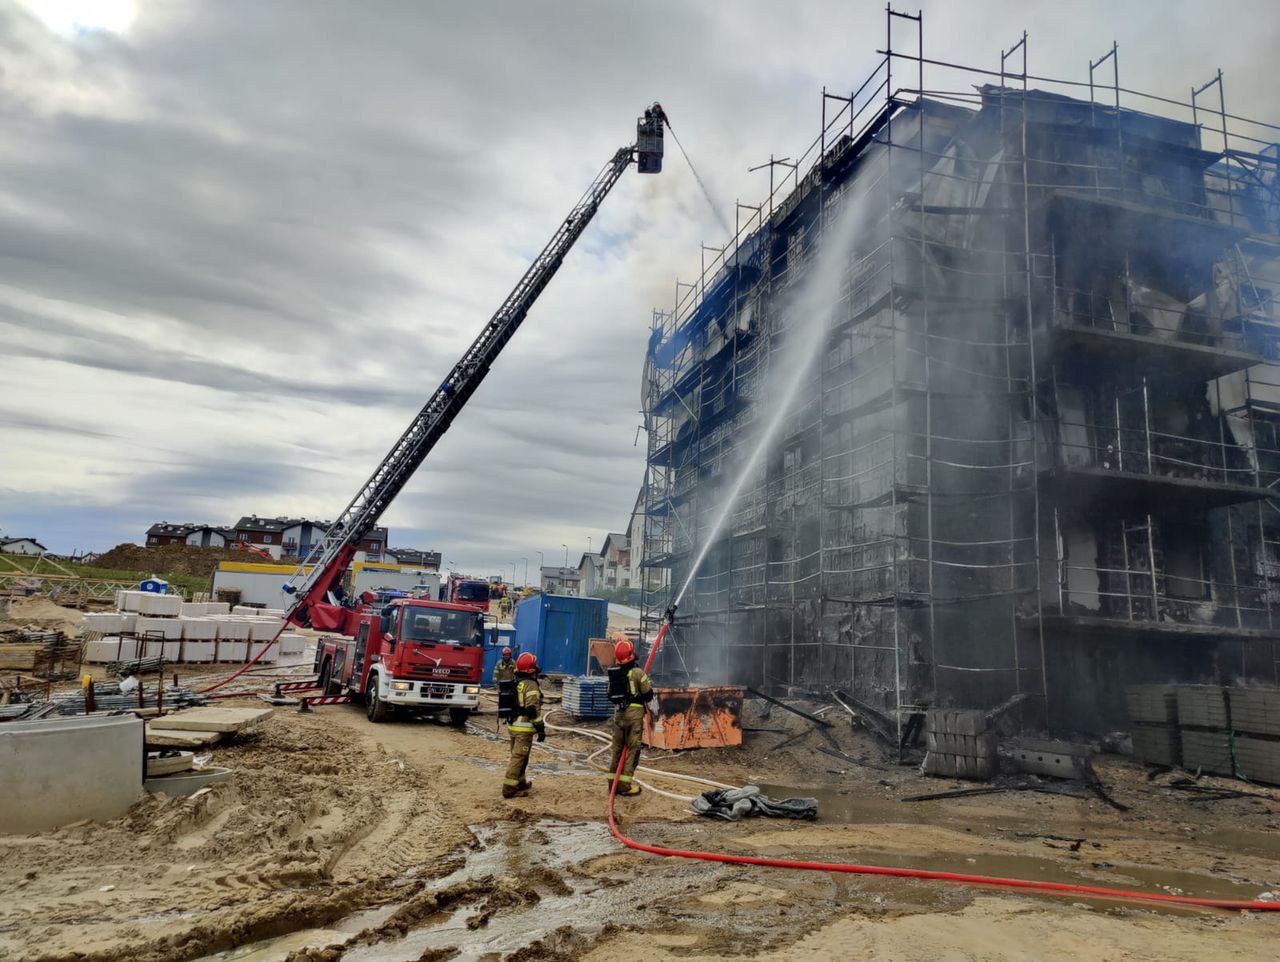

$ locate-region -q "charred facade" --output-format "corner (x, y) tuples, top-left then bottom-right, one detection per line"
(639, 30), (1280, 735)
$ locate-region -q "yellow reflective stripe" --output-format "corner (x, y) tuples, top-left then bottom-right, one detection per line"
(503, 778), (520, 786)
(509, 723), (536, 732)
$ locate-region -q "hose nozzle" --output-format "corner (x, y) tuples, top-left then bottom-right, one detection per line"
(664, 603), (677, 625)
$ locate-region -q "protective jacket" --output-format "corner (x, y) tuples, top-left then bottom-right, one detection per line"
(508, 675), (545, 737)
(493, 658), (517, 684)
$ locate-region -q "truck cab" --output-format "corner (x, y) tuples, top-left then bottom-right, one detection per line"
(314, 598), (485, 724)
(445, 576), (492, 613)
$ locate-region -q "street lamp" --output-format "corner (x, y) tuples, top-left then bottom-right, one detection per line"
(521, 557), (528, 586)
(561, 543), (568, 569)
(509, 560), (516, 583)
(588, 535), (592, 554)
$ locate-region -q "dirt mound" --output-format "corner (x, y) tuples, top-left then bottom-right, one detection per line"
(93, 543), (265, 579)
(0, 596), (84, 633)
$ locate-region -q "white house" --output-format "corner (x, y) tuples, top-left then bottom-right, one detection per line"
(540, 565), (581, 595)
(0, 537), (46, 556)
(601, 532), (630, 590)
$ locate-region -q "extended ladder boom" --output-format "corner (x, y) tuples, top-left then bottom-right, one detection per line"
(284, 105), (666, 626)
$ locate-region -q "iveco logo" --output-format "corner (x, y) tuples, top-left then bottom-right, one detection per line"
(425, 655), (443, 666)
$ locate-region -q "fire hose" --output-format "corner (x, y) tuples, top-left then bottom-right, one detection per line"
(605, 611), (1280, 913)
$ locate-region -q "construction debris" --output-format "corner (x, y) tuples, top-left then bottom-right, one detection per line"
(0, 629), (82, 677)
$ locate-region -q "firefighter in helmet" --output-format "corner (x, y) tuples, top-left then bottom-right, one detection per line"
(493, 646), (516, 684)
(607, 639), (653, 797)
(503, 652), (544, 798)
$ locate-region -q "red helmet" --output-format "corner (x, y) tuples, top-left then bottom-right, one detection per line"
(501, 647), (512, 657)
(614, 640), (636, 664)
(516, 652), (538, 673)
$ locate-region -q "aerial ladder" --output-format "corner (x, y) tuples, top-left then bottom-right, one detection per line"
(281, 104), (667, 632)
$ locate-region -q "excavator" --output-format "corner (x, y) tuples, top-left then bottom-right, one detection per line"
(283, 104), (666, 722)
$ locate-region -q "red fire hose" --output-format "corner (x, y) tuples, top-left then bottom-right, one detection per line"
(605, 620), (1280, 913)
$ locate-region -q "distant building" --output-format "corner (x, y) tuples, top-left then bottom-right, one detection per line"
(577, 552), (605, 596)
(146, 522), (201, 546)
(280, 519), (330, 559)
(601, 532), (630, 590)
(385, 547), (442, 569)
(232, 516), (289, 558)
(185, 525), (235, 548)
(540, 565), (581, 595)
(1, 537), (46, 556)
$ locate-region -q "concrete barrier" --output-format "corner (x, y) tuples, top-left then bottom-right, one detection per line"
(0, 715), (143, 833)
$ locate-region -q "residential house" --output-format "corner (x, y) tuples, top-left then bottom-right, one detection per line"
(577, 552), (605, 596)
(540, 565), (581, 595)
(385, 548), (441, 569)
(280, 519), (330, 559)
(232, 516), (290, 559)
(1, 537), (46, 556)
(184, 525), (235, 549)
(146, 522), (200, 546)
(600, 532), (630, 590)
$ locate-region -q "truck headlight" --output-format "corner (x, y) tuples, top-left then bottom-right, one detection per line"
(391, 681), (412, 691)
(464, 686), (480, 695)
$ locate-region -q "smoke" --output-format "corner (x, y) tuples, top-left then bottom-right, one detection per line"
(675, 187), (872, 607)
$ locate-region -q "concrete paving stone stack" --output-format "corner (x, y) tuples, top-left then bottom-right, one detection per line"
(118, 612), (137, 633)
(135, 616), (183, 640)
(138, 593), (183, 617)
(83, 612), (124, 634)
(1180, 728), (1235, 775)
(923, 708), (997, 780)
(1227, 687), (1280, 785)
(1175, 685), (1230, 729)
(247, 618), (281, 641)
(278, 633), (308, 655)
(1125, 684), (1181, 766)
(248, 640), (280, 663)
(205, 601), (231, 615)
(217, 639), (249, 662)
(213, 619), (251, 640)
(180, 618), (218, 640)
(84, 636), (138, 663)
(141, 638), (183, 661)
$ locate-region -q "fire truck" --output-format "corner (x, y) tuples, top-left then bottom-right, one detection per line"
(314, 597), (484, 724)
(443, 574), (491, 612)
(273, 105), (666, 722)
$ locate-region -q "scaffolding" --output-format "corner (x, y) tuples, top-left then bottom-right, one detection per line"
(640, 9), (1280, 735)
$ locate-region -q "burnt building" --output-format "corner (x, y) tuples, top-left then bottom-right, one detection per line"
(639, 25), (1280, 735)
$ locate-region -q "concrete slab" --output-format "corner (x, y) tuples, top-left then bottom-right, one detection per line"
(145, 766), (232, 796)
(0, 715), (143, 833)
(155, 706), (273, 733)
(144, 728), (224, 748)
(146, 751), (195, 776)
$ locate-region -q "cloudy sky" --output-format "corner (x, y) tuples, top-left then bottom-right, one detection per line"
(2, 1), (1276, 576)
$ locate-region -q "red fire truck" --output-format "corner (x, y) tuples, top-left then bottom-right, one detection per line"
(314, 597), (485, 724)
(444, 574), (491, 612)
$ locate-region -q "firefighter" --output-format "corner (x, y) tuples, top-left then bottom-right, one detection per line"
(606, 639), (653, 797)
(492, 646), (516, 684)
(503, 652), (544, 798)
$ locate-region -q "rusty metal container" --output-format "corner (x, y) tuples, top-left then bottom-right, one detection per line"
(643, 685), (744, 749)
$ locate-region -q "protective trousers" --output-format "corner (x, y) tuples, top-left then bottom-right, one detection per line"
(608, 704), (645, 792)
(504, 730), (534, 797)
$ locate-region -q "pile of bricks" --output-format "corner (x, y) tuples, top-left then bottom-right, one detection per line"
(1127, 684), (1280, 784)
(922, 708), (997, 780)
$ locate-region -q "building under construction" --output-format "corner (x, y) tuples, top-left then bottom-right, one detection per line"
(639, 14), (1280, 735)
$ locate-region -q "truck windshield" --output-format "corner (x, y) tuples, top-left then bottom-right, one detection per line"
(457, 582), (489, 601)
(400, 608), (480, 645)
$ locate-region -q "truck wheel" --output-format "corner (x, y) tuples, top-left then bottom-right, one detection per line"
(449, 707), (470, 727)
(366, 679), (388, 723)
(319, 658), (339, 697)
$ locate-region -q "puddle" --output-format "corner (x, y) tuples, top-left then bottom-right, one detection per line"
(190, 819), (649, 962)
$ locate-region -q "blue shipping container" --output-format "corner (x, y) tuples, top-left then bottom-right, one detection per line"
(515, 594), (609, 676)
(480, 624), (518, 686)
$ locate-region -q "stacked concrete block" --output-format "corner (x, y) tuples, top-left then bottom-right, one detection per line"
(182, 640), (216, 663)
(180, 618), (218, 640)
(205, 601), (231, 616)
(217, 640), (249, 662)
(248, 618), (282, 641)
(1175, 686), (1230, 729)
(923, 709), (997, 780)
(118, 612), (137, 633)
(83, 636), (138, 663)
(141, 638), (183, 661)
(135, 616), (183, 640)
(1176, 686), (1234, 776)
(278, 633), (308, 655)
(1228, 688), (1280, 784)
(118, 590), (147, 612)
(1125, 684), (1182, 767)
(248, 640), (280, 664)
(137, 593), (183, 616)
(214, 619), (251, 640)
(232, 605), (263, 616)
(83, 612), (124, 634)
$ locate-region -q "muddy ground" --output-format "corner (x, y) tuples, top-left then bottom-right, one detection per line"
(2, 672), (1279, 962)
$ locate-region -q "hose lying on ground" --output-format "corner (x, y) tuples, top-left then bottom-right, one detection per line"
(605, 622), (1280, 913)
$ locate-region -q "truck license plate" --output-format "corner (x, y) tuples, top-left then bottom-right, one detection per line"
(426, 685), (450, 699)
